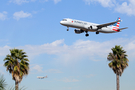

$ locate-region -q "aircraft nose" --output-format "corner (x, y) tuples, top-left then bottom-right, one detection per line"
(60, 21), (63, 25)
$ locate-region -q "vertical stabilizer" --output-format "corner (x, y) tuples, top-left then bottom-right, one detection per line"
(112, 17), (121, 31)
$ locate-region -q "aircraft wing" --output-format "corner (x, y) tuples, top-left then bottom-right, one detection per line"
(97, 21), (120, 28)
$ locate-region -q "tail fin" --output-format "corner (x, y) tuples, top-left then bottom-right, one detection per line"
(113, 17), (121, 31)
(113, 17), (121, 28)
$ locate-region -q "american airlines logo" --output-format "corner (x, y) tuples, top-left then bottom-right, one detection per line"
(74, 20), (87, 25)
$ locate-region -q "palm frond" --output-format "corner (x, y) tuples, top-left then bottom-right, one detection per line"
(0, 74), (7, 90)
(3, 48), (30, 86)
(107, 45), (129, 75)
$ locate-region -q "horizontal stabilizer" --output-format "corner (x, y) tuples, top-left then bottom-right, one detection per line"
(118, 27), (128, 31)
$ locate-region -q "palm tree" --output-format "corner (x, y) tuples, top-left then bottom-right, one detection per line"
(107, 45), (129, 90)
(3, 49), (29, 90)
(0, 74), (7, 90)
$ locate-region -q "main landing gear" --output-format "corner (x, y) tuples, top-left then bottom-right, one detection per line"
(96, 31), (99, 34)
(85, 31), (89, 37)
(85, 33), (89, 37)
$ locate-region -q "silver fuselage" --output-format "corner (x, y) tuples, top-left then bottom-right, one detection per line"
(60, 18), (117, 33)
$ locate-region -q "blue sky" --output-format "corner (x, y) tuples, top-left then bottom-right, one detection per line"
(0, 0), (135, 90)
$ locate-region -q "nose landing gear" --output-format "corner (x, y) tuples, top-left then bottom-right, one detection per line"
(67, 27), (69, 31)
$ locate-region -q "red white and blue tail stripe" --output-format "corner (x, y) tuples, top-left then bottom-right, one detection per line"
(112, 17), (121, 32)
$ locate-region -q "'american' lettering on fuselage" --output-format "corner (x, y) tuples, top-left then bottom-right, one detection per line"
(73, 20), (88, 25)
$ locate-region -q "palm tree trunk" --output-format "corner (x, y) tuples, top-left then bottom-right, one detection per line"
(15, 81), (19, 90)
(116, 74), (119, 90)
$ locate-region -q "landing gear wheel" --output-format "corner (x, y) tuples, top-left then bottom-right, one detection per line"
(85, 31), (89, 37)
(96, 31), (99, 34)
(85, 33), (89, 37)
(67, 27), (69, 31)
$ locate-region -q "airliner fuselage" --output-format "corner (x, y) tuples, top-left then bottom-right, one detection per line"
(60, 18), (127, 37)
(60, 18), (114, 33)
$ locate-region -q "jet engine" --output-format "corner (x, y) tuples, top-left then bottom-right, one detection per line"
(90, 26), (98, 30)
(74, 29), (84, 34)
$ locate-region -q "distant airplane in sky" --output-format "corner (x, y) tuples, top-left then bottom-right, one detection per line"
(37, 75), (47, 79)
(60, 17), (128, 37)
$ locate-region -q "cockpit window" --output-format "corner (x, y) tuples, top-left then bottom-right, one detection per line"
(62, 19), (67, 21)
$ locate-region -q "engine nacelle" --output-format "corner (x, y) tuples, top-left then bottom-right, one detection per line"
(90, 26), (98, 30)
(74, 29), (84, 34)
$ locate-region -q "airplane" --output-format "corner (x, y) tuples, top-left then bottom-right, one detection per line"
(60, 17), (128, 37)
(37, 75), (47, 79)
